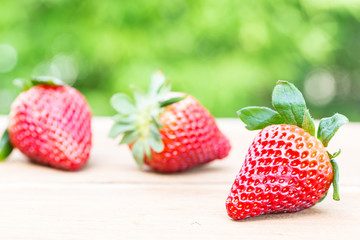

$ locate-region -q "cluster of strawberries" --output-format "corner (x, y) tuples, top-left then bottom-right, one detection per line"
(0, 73), (347, 220)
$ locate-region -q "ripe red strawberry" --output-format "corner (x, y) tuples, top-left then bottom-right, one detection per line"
(226, 80), (347, 220)
(109, 71), (231, 172)
(0, 77), (92, 171)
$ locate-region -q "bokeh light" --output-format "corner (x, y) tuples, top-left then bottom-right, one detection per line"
(305, 70), (336, 106)
(0, 44), (17, 73)
(32, 54), (78, 85)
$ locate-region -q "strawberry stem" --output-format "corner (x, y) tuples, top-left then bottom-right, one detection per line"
(0, 129), (13, 161)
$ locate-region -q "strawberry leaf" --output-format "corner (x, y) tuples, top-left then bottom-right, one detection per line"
(237, 107), (283, 130)
(272, 80), (306, 127)
(110, 93), (136, 115)
(318, 190), (328, 203)
(151, 114), (163, 129)
(330, 159), (340, 201)
(133, 89), (149, 110)
(0, 129), (13, 161)
(149, 70), (168, 97)
(317, 113), (348, 147)
(14, 76), (65, 91)
(302, 109), (315, 136)
(31, 76), (65, 86)
(13, 78), (33, 91)
(112, 114), (136, 124)
(120, 131), (139, 144)
(144, 141), (152, 161)
(108, 123), (136, 138)
(327, 150), (342, 159)
(159, 95), (186, 108)
(332, 149), (341, 158)
(149, 124), (164, 152)
(149, 137), (164, 153)
(131, 139), (145, 168)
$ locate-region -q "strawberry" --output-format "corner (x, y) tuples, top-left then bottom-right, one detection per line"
(109, 71), (231, 173)
(226, 80), (348, 220)
(0, 77), (92, 171)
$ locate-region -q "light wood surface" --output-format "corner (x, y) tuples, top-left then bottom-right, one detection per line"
(0, 116), (359, 240)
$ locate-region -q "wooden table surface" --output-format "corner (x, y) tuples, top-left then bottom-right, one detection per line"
(0, 116), (359, 240)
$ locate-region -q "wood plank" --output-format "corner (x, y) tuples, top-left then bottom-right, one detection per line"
(1, 117), (359, 186)
(1, 116), (359, 240)
(0, 184), (359, 240)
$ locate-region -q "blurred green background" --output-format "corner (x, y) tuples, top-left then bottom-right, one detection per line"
(0, 0), (359, 120)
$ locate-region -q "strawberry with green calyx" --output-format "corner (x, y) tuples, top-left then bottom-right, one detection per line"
(0, 76), (92, 171)
(109, 71), (231, 173)
(226, 80), (348, 220)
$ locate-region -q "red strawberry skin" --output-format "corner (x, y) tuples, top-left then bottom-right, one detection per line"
(226, 124), (333, 220)
(8, 85), (92, 171)
(145, 95), (231, 173)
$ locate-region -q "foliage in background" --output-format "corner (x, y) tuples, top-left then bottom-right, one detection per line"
(0, 0), (359, 120)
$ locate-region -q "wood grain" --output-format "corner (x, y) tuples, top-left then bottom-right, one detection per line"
(0, 116), (359, 239)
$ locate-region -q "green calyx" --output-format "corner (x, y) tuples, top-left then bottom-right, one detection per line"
(0, 129), (13, 161)
(14, 76), (65, 91)
(237, 80), (348, 201)
(109, 70), (185, 168)
(237, 80), (348, 141)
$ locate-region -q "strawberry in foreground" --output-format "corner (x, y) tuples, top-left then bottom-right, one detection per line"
(109, 71), (231, 173)
(0, 77), (92, 171)
(226, 80), (348, 220)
